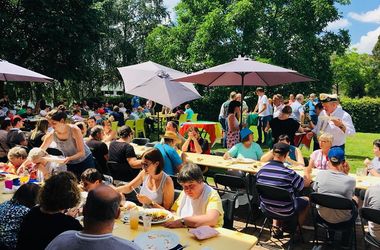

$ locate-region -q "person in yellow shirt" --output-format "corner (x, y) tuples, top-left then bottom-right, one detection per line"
(164, 162), (224, 228)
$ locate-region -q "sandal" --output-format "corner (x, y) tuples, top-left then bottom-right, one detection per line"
(272, 226), (283, 239)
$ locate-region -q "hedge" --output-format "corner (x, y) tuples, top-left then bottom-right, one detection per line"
(340, 97), (380, 133)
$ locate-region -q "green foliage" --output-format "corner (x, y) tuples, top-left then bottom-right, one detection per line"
(340, 97), (380, 133)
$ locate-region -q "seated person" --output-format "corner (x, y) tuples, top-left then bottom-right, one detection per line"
(102, 119), (117, 143)
(85, 126), (109, 174)
(108, 126), (142, 182)
(86, 117), (97, 137)
(17, 172), (83, 250)
(363, 185), (380, 242)
(72, 109), (84, 122)
(304, 133), (333, 186)
(260, 134), (305, 167)
(46, 185), (140, 250)
(116, 148), (174, 210)
(0, 183), (41, 249)
(110, 106), (125, 127)
(6, 115), (28, 148)
(161, 121), (185, 148)
(312, 147), (355, 224)
(256, 142), (309, 235)
(154, 131), (183, 175)
(80, 168), (103, 192)
(182, 127), (210, 154)
(164, 163), (224, 228)
(0, 146), (27, 174)
(364, 139), (380, 177)
(223, 128), (263, 160)
(75, 121), (87, 138)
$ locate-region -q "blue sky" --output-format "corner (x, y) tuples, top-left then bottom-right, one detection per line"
(163, 0), (380, 54)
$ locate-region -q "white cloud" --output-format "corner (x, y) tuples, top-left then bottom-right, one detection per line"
(324, 18), (350, 31)
(351, 26), (380, 54)
(348, 5), (380, 24)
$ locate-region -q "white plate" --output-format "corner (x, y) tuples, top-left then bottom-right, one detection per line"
(235, 158), (256, 164)
(121, 208), (173, 224)
(121, 201), (137, 211)
(134, 230), (180, 250)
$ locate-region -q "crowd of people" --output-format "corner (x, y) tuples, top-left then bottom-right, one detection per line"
(0, 89), (379, 249)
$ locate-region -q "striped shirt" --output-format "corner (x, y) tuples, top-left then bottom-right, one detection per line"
(256, 160), (304, 217)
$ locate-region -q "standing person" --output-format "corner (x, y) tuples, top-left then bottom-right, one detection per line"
(272, 94), (285, 118)
(184, 104), (194, 121)
(46, 185), (141, 250)
(309, 102), (324, 150)
(307, 93), (355, 149)
(290, 94), (305, 123)
(235, 93), (248, 113)
(226, 100), (241, 149)
(6, 115), (27, 148)
(17, 172), (83, 250)
(40, 105), (95, 179)
(364, 139), (380, 176)
(154, 131), (183, 175)
(218, 91), (236, 148)
(85, 126), (109, 175)
(305, 93), (318, 125)
(253, 87), (271, 144)
(0, 119), (12, 162)
(28, 118), (49, 148)
(0, 183), (41, 250)
(131, 96), (140, 112)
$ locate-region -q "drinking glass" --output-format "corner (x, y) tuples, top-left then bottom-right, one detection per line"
(129, 208), (139, 230)
(143, 213), (152, 231)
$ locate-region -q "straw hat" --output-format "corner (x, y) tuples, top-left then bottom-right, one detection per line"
(160, 131), (180, 142)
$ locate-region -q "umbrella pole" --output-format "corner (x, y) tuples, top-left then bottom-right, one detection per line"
(239, 73), (246, 127)
(157, 112), (160, 141)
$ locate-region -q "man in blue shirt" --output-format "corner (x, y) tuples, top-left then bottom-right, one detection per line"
(154, 131), (183, 175)
(305, 93), (318, 125)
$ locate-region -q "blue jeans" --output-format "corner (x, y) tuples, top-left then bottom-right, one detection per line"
(219, 117), (228, 148)
(257, 115), (271, 143)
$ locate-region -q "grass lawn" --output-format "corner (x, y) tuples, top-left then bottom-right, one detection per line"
(148, 126), (379, 174)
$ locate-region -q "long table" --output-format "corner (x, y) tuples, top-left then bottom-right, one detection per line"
(132, 145), (380, 190)
(0, 180), (258, 250)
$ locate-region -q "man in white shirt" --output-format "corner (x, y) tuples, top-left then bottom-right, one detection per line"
(253, 87), (271, 144)
(307, 93), (355, 149)
(272, 94), (285, 118)
(290, 94), (304, 123)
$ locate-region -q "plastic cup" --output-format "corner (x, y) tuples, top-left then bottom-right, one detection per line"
(20, 175), (30, 185)
(143, 213), (152, 231)
(12, 178), (20, 186)
(4, 180), (12, 189)
(356, 168), (367, 177)
(129, 208), (139, 230)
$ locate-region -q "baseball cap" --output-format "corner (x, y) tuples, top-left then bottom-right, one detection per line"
(273, 142), (290, 154)
(240, 128), (253, 141)
(328, 147), (345, 164)
(320, 93), (338, 103)
(11, 115), (25, 123)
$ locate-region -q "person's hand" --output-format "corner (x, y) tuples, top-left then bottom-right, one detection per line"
(303, 175), (312, 187)
(364, 158), (371, 166)
(264, 127), (269, 133)
(181, 152), (187, 162)
(163, 219), (183, 228)
(331, 118), (343, 127)
(66, 207), (80, 217)
(136, 194), (152, 206)
(63, 157), (71, 164)
(306, 131), (314, 140)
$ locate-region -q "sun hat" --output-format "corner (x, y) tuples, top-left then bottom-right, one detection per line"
(160, 131), (180, 142)
(240, 128), (253, 141)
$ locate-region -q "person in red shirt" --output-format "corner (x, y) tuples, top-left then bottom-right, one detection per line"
(182, 127), (210, 154)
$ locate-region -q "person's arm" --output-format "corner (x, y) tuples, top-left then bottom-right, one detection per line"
(264, 120), (271, 132)
(40, 132), (54, 150)
(260, 150), (274, 162)
(161, 177), (175, 210)
(258, 103), (267, 115)
(64, 126), (86, 163)
(181, 136), (191, 152)
(304, 157), (315, 187)
(228, 115), (239, 131)
(253, 104), (258, 113)
(191, 138), (203, 154)
(223, 151), (231, 160)
(116, 171), (144, 193)
(127, 157), (142, 169)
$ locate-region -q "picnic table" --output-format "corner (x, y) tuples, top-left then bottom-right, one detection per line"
(179, 121), (222, 146)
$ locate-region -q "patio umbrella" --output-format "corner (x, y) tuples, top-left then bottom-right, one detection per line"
(0, 59), (53, 82)
(173, 56), (315, 123)
(118, 61), (202, 139)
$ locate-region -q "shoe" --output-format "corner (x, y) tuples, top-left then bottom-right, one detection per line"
(272, 226), (283, 239)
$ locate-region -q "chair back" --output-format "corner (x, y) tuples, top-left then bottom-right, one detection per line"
(111, 121), (118, 131)
(107, 161), (139, 182)
(178, 114), (187, 125)
(214, 173), (247, 191)
(132, 138), (150, 146)
(191, 113), (198, 122)
(135, 119), (146, 137)
(310, 193), (354, 210)
(125, 120), (135, 130)
(222, 198), (235, 229)
(360, 207), (380, 225)
(256, 183), (293, 202)
(170, 175), (183, 190)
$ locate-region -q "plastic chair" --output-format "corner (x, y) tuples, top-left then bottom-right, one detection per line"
(125, 120), (135, 130)
(214, 173), (256, 228)
(360, 207), (380, 249)
(135, 118), (146, 138)
(132, 138), (150, 146)
(191, 113), (198, 122)
(310, 192), (357, 250)
(178, 113), (187, 125)
(111, 121), (118, 131)
(256, 183), (303, 249)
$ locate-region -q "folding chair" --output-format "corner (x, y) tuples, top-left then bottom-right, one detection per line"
(360, 207), (380, 249)
(310, 192), (357, 250)
(178, 113), (187, 125)
(256, 183), (303, 250)
(214, 173), (256, 228)
(125, 120), (135, 130)
(191, 113), (198, 122)
(132, 138), (150, 146)
(135, 118), (146, 138)
(111, 121), (118, 131)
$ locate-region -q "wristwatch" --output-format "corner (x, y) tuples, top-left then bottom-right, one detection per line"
(180, 218), (186, 227)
